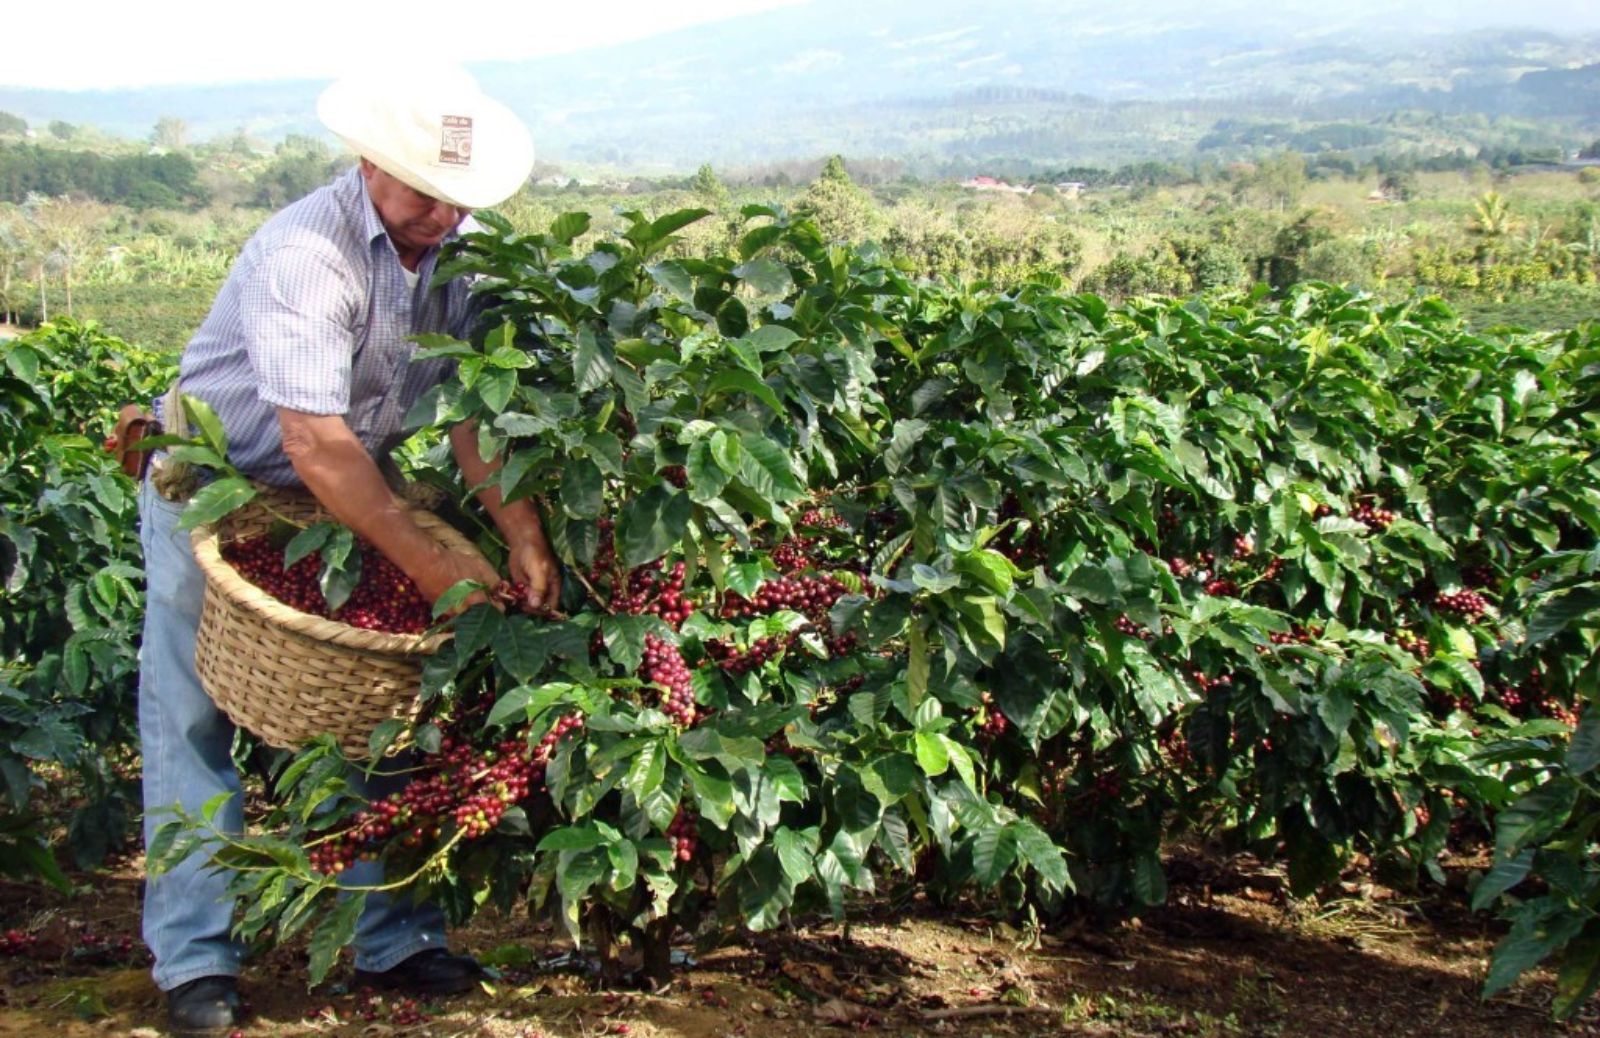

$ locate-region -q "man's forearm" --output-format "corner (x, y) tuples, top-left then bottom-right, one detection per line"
(280, 412), (444, 581)
(449, 422), (550, 548)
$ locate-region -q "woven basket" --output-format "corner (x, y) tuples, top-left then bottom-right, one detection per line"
(189, 488), (480, 757)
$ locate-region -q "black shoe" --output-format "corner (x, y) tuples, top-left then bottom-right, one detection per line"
(166, 975), (241, 1036)
(354, 948), (484, 996)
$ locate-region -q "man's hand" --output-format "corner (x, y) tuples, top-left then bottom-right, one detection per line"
(449, 420), (562, 614)
(414, 543), (504, 610)
(506, 536), (562, 614)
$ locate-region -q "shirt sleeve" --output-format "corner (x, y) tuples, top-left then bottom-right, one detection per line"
(239, 244), (360, 416)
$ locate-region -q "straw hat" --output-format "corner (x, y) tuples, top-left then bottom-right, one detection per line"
(318, 66), (534, 210)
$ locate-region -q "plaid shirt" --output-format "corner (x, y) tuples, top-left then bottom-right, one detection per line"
(170, 166), (478, 487)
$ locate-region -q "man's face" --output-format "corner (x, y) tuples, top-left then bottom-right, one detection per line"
(359, 159), (471, 257)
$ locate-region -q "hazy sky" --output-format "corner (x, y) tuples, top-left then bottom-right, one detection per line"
(8, 0), (1600, 93)
(3, 0), (810, 91)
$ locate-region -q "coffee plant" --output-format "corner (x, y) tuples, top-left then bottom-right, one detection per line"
(145, 209), (1597, 1008)
(0, 319), (173, 882)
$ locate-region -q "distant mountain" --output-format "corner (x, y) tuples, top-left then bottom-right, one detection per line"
(2, 0), (1598, 171)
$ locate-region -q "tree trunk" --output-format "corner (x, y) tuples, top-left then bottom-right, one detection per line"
(638, 916), (675, 990)
(34, 263), (46, 324)
(63, 259), (73, 317)
(584, 906), (626, 988)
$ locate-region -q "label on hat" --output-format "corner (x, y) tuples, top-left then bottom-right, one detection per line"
(439, 115), (473, 167)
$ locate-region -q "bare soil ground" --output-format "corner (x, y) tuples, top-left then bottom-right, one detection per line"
(0, 849), (1591, 1038)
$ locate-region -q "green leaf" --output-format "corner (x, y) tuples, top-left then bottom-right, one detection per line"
(283, 523), (334, 569)
(1485, 910), (1585, 998)
(431, 579), (487, 619)
(648, 261), (696, 301)
(686, 438), (731, 504)
(493, 615), (550, 683)
(4, 345), (39, 382)
(367, 718), (407, 759)
(706, 369), (783, 414)
(906, 621), (930, 711)
(1013, 819), (1071, 895)
(1132, 849), (1168, 906)
(971, 825), (1017, 887)
(914, 731), (950, 777)
(956, 549), (1016, 596)
(560, 458), (604, 519)
(478, 369), (516, 413)
(736, 261), (796, 300)
(1569, 709), (1600, 776)
(1471, 849), (1535, 911)
(451, 603), (504, 659)
(178, 478), (258, 531)
(487, 682), (577, 728)
(1554, 930), (1600, 1020)
(619, 485), (692, 567)
(764, 755), (807, 803)
(885, 419), (929, 476)
(739, 436), (804, 501)
(538, 825), (606, 852)
(550, 211), (591, 244)
(624, 739), (667, 805)
(182, 394), (229, 456)
(774, 826), (818, 885)
(1528, 589), (1600, 644)
(573, 327), (614, 393)
(307, 892), (364, 986)
(1494, 781), (1578, 860)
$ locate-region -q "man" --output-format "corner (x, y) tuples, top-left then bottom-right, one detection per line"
(139, 67), (560, 1036)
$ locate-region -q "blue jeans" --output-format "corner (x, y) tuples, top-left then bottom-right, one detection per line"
(138, 473), (448, 990)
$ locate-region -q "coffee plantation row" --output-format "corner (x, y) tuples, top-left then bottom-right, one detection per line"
(3, 206), (1598, 1014)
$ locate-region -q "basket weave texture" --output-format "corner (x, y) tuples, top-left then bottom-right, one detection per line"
(189, 490), (478, 757)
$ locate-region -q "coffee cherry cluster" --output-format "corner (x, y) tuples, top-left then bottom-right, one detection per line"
(222, 534), (328, 615)
(1159, 728), (1193, 769)
(667, 809), (698, 862)
(589, 518), (618, 583)
(335, 548), (433, 633)
(1113, 615), (1153, 641)
(1232, 534), (1254, 558)
(771, 536), (815, 573)
(977, 692), (1009, 738)
(1434, 589), (1489, 617)
(612, 561), (695, 627)
(308, 714), (584, 873)
(721, 574), (848, 622)
(1267, 625), (1319, 647)
(1259, 557), (1285, 581)
(662, 465), (688, 488)
(993, 496), (1047, 566)
(1088, 773), (1123, 802)
(641, 635), (697, 726)
(706, 634), (789, 675)
(1190, 670), (1233, 695)
(1204, 578), (1239, 597)
(799, 508), (849, 532)
(1462, 564), (1496, 589)
(1390, 628), (1432, 658)
(1351, 502), (1397, 532)
(709, 574), (853, 673)
(1168, 556), (1192, 578)
(222, 535), (432, 634)
(0, 929), (37, 956)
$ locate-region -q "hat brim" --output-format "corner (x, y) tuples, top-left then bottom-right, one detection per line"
(318, 74), (534, 210)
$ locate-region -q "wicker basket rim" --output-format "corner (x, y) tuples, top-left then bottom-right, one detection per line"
(189, 502), (474, 657)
